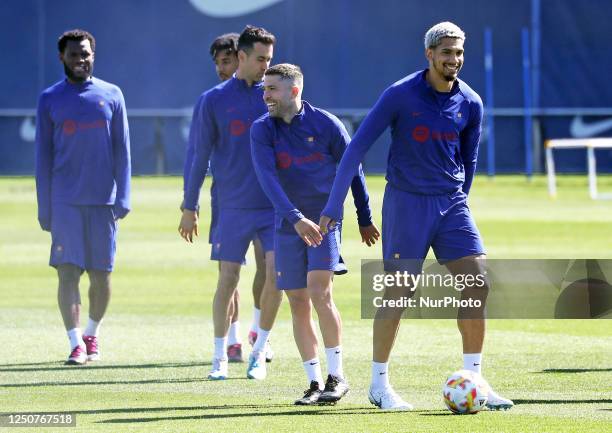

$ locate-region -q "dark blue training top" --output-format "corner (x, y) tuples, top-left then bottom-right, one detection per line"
(184, 75), (272, 211)
(35, 77), (131, 230)
(322, 69), (483, 222)
(250, 101), (372, 229)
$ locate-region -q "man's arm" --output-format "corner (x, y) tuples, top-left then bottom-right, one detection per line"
(35, 93), (53, 231)
(182, 103), (200, 195)
(179, 94), (216, 242)
(250, 122), (321, 246)
(180, 105), (198, 212)
(329, 116), (373, 227)
(459, 98), (483, 196)
(182, 136), (194, 197)
(184, 93), (216, 211)
(111, 88), (131, 219)
(329, 116), (379, 246)
(320, 86), (398, 229)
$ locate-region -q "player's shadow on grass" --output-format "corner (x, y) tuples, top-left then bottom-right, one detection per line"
(0, 377), (252, 388)
(77, 404), (293, 414)
(0, 361), (211, 373)
(3, 405), (293, 416)
(95, 406), (410, 424)
(538, 368), (612, 373)
(0, 362), (62, 368)
(417, 412), (459, 416)
(513, 398), (612, 404)
(22, 405), (441, 417)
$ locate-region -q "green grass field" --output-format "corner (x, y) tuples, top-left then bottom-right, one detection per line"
(1, 175), (611, 433)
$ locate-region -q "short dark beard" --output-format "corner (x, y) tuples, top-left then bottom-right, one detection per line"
(63, 62), (92, 83)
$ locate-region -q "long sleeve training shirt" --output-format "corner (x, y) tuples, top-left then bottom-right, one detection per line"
(35, 77), (131, 229)
(184, 76), (272, 211)
(251, 101), (372, 228)
(322, 69), (483, 222)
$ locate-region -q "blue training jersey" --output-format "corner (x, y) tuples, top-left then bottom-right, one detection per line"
(35, 77), (131, 229)
(184, 76), (272, 211)
(251, 101), (372, 228)
(322, 69), (483, 222)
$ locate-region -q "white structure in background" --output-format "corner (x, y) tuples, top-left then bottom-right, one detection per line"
(545, 138), (612, 200)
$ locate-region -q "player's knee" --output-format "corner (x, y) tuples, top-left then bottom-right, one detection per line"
(287, 292), (311, 314)
(460, 274), (490, 301)
(89, 270), (111, 291)
(218, 266), (240, 289)
(308, 287), (333, 311)
(384, 284), (416, 301)
(57, 264), (81, 288)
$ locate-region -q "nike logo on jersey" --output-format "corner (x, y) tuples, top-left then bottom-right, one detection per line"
(379, 372), (386, 375)
(570, 116), (612, 138)
(309, 362), (318, 365)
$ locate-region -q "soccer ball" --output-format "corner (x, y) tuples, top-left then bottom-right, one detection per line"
(442, 370), (489, 414)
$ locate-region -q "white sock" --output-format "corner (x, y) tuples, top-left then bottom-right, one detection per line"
(252, 327), (270, 355)
(84, 318), (102, 337)
(463, 353), (482, 374)
(303, 357), (324, 389)
(371, 361), (390, 389)
(251, 308), (261, 333)
(214, 337), (228, 360)
(67, 328), (84, 349)
(325, 346), (343, 379)
(228, 321), (241, 345)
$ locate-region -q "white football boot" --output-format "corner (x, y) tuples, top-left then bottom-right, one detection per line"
(368, 386), (414, 411)
(208, 358), (228, 380)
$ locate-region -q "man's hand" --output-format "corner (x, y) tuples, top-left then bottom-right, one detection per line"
(294, 218), (323, 247)
(318, 215), (337, 235)
(359, 223), (381, 247)
(178, 209), (199, 243)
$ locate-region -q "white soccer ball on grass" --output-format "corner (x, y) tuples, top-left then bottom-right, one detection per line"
(442, 369), (489, 414)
